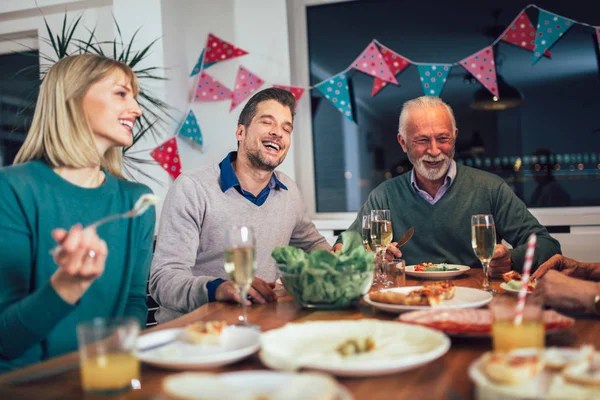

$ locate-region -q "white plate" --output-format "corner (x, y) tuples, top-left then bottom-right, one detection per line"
(405, 264), (470, 279)
(468, 348), (600, 400)
(163, 371), (353, 400)
(364, 286), (493, 313)
(260, 320), (450, 377)
(135, 326), (260, 370)
(500, 281), (533, 294)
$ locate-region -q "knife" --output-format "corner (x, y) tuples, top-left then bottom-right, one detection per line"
(395, 226), (415, 248)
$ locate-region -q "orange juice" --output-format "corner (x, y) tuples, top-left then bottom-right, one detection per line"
(492, 320), (545, 352)
(81, 353), (139, 393)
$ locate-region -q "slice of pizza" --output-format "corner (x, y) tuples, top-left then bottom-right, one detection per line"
(502, 270), (522, 283)
(370, 289), (442, 306)
(427, 281), (456, 300)
(181, 320), (227, 345)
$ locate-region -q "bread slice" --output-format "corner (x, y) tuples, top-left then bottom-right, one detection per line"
(481, 351), (544, 385)
(180, 321), (227, 345)
(502, 271), (522, 283)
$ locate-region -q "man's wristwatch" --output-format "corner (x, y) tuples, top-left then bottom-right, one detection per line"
(593, 294), (600, 314)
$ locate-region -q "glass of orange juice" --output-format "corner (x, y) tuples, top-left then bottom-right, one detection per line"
(77, 317), (140, 395)
(489, 294), (545, 352)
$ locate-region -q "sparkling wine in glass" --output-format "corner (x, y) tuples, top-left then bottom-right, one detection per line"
(471, 214), (497, 294)
(361, 215), (372, 251)
(224, 226), (259, 328)
(370, 210), (393, 285)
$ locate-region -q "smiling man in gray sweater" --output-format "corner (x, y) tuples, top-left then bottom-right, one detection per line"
(150, 88), (330, 323)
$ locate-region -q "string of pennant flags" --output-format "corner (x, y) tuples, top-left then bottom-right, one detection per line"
(150, 4), (600, 180)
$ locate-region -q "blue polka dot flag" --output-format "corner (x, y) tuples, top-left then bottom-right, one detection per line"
(315, 73), (355, 123)
(178, 109), (203, 151)
(532, 10), (574, 65)
(190, 50), (217, 77)
(417, 64), (451, 96)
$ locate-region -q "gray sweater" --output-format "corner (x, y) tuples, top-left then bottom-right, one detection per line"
(150, 164), (329, 323)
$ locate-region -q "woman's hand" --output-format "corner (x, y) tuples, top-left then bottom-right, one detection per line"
(50, 224), (108, 304)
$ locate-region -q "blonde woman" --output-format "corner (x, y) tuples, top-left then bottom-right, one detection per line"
(0, 54), (155, 371)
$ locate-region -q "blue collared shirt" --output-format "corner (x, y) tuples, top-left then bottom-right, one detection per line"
(410, 160), (456, 205)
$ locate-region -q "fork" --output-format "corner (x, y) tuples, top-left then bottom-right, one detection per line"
(49, 194), (160, 257)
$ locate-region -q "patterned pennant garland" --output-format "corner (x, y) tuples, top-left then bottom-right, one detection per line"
(372, 45), (410, 96)
(596, 27), (600, 57)
(230, 66), (265, 111)
(315, 73), (354, 123)
(151, 137), (182, 180)
(501, 11), (551, 58)
(417, 64), (451, 96)
(190, 50), (216, 77)
(194, 71), (232, 102)
(351, 42), (398, 85)
(273, 84), (305, 109)
(532, 10), (574, 65)
(204, 33), (248, 64)
(460, 46), (498, 97)
(178, 110), (203, 150)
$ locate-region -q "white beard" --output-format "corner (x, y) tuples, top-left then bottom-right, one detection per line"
(407, 149), (454, 181)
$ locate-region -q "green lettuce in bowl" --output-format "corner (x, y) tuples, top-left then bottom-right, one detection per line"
(272, 231), (375, 309)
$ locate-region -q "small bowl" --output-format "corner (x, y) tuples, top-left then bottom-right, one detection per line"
(278, 266), (374, 310)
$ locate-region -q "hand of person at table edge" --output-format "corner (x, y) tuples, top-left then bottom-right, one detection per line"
(488, 244), (511, 277)
(50, 225), (108, 305)
(531, 254), (598, 280)
(331, 243), (402, 259)
(215, 277), (277, 305)
(536, 270), (600, 313)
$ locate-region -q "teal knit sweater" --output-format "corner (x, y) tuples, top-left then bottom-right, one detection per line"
(343, 164), (561, 270)
(0, 161), (155, 372)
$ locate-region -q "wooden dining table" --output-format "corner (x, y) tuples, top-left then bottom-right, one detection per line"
(1, 268), (599, 400)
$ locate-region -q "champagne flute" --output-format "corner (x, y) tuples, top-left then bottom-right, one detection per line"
(224, 225), (258, 328)
(471, 214), (497, 294)
(370, 210), (393, 286)
(361, 214), (372, 251)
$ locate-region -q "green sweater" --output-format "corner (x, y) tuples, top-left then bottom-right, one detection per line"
(0, 161), (155, 372)
(343, 164), (561, 270)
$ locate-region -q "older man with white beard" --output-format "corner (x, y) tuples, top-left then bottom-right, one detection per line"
(335, 96), (560, 275)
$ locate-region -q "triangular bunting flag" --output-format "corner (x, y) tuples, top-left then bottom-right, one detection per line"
(351, 42), (398, 85)
(273, 84), (305, 109)
(532, 10), (574, 65)
(315, 73), (354, 123)
(204, 33), (248, 64)
(501, 11), (551, 58)
(178, 110), (203, 151)
(596, 27), (600, 56)
(460, 46), (498, 98)
(190, 49), (216, 77)
(230, 66), (265, 111)
(372, 45), (410, 96)
(151, 137), (182, 180)
(417, 64), (451, 96)
(194, 71), (232, 102)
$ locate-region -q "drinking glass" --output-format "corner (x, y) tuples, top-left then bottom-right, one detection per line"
(371, 210), (392, 284)
(77, 317), (140, 395)
(361, 214), (372, 251)
(386, 258), (405, 287)
(489, 294), (545, 351)
(471, 214), (497, 294)
(224, 225), (258, 328)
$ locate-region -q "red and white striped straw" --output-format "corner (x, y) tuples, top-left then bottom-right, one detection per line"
(514, 233), (537, 325)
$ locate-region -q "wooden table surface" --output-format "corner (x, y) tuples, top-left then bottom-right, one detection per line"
(1, 269), (598, 400)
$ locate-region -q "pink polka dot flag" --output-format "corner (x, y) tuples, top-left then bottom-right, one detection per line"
(204, 33), (248, 64)
(460, 46), (498, 98)
(596, 27), (600, 56)
(178, 110), (203, 151)
(190, 50), (216, 77)
(151, 137), (182, 180)
(230, 66), (265, 111)
(500, 11), (551, 58)
(194, 71), (232, 102)
(351, 42), (398, 85)
(272, 85), (305, 110)
(532, 10), (573, 65)
(417, 64), (451, 97)
(315, 73), (354, 123)
(372, 45), (410, 96)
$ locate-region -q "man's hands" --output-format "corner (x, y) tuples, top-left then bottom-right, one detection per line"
(531, 254), (588, 280)
(536, 270), (599, 312)
(50, 225), (108, 304)
(215, 277), (277, 306)
(488, 244), (512, 277)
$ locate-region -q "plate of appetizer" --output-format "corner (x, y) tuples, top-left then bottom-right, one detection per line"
(135, 321), (260, 370)
(260, 320), (450, 377)
(468, 346), (600, 399)
(364, 282), (493, 312)
(405, 263), (470, 279)
(162, 371), (353, 400)
(500, 271), (537, 294)
(398, 308), (574, 337)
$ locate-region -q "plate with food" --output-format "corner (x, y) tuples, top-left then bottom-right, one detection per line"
(260, 320), (450, 377)
(364, 282), (493, 313)
(468, 346), (600, 399)
(398, 308), (574, 337)
(405, 263), (470, 279)
(136, 321), (260, 370)
(500, 271), (537, 294)
(162, 371), (353, 400)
